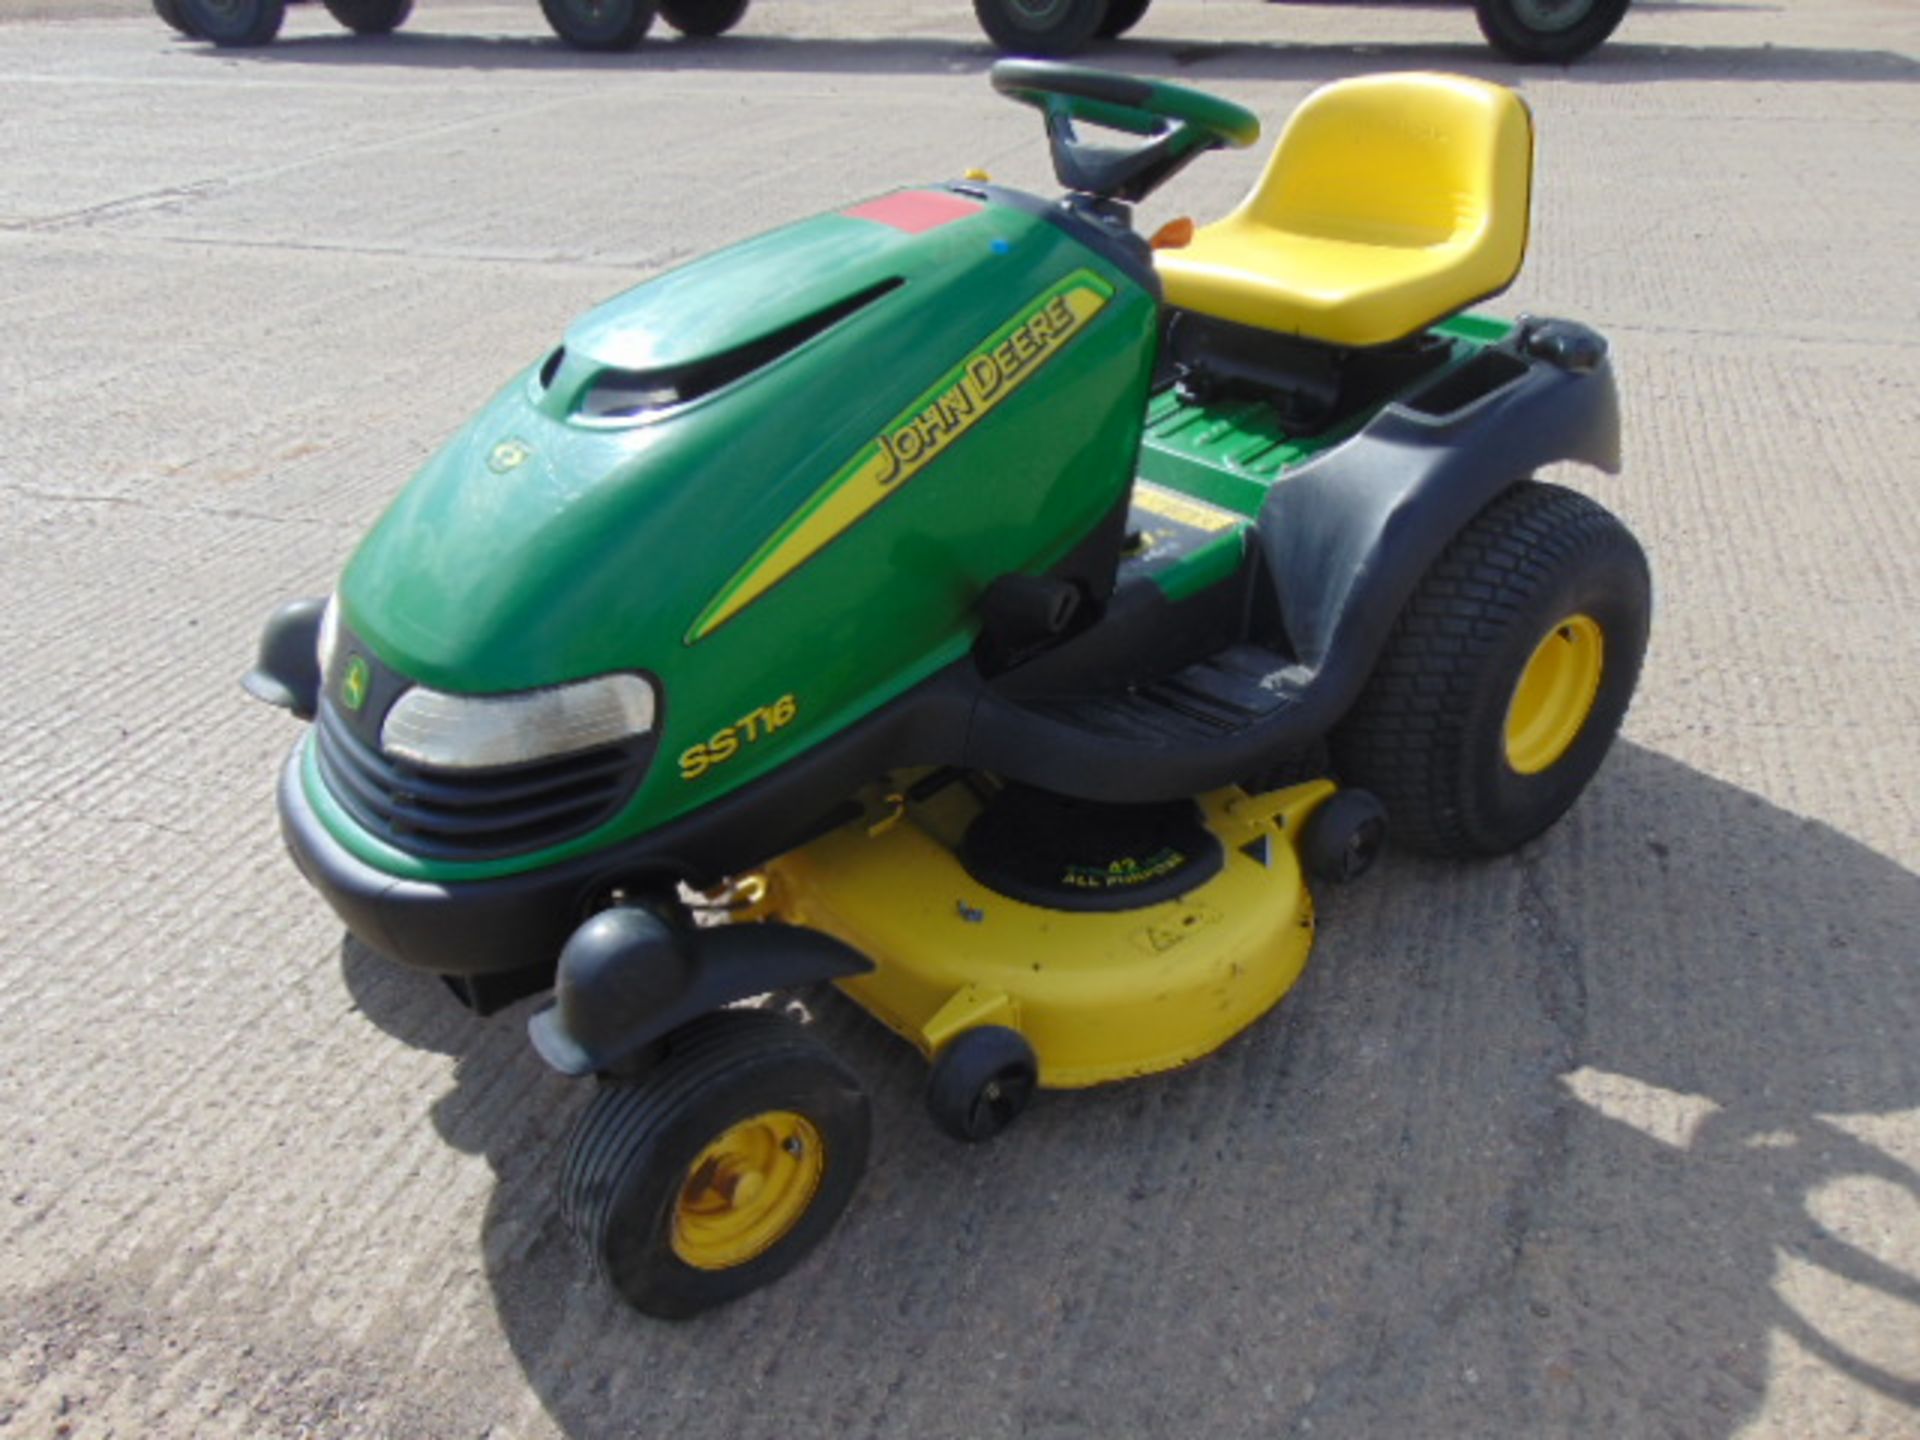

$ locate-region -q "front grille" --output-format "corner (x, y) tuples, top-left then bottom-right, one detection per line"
(313, 699), (647, 861)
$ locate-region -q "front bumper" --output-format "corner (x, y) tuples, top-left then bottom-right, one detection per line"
(274, 660), (981, 976)
(277, 743), (606, 975)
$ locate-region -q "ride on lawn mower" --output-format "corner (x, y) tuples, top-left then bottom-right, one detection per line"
(246, 63), (1650, 1318)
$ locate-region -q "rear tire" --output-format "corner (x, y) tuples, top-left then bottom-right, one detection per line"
(322, 0), (412, 33)
(153, 0), (201, 37)
(560, 1010), (869, 1319)
(659, 0), (748, 35)
(1094, 0), (1150, 38)
(1473, 0), (1630, 62)
(972, 0), (1110, 57)
(178, 0), (286, 45)
(1331, 481), (1650, 858)
(541, 0), (656, 49)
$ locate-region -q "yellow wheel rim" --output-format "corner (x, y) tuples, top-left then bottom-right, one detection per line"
(671, 1110), (825, 1271)
(1504, 613), (1605, 775)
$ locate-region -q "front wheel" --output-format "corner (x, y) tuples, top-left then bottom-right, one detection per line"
(1331, 481), (1650, 858)
(973, 0), (1110, 57)
(560, 1009), (870, 1319)
(1473, 0), (1631, 62)
(541, 0), (656, 49)
(177, 0), (286, 45)
(322, 0), (413, 33)
(659, 0), (747, 35)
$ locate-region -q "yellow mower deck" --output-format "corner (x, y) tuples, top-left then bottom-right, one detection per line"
(754, 777), (1337, 1089)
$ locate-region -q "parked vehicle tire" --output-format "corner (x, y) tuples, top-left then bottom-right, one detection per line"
(178, 0), (286, 45)
(1332, 481), (1650, 858)
(153, 0), (201, 37)
(322, 0), (413, 33)
(560, 1009), (870, 1319)
(973, 0), (1110, 57)
(1095, 0), (1150, 38)
(1473, 0), (1631, 62)
(541, 0), (656, 49)
(659, 0), (748, 35)
(926, 1025), (1039, 1142)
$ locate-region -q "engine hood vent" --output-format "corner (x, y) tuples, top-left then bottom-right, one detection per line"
(572, 277), (900, 422)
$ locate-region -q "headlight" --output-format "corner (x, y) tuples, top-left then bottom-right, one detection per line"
(380, 674), (656, 770)
(316, 594), (340, 681)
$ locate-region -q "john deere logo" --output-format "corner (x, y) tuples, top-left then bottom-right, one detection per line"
(341, 656), (370, 712)
(488, 437), (533, 474)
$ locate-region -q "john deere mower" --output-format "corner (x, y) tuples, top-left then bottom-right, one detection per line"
(245, 63), (1650, 1318)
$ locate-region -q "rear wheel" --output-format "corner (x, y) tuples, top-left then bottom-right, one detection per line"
(659, 0), (748, 35)
(560, 1009), (870, 1318)
(1331, 481), (1650, 857)
(1473, 0), (1631, 62)
(541, 0), (655, 49)
(973, 0), (1110, 57)
(1095, 0), (1150, 38)
(178, 0), (286, 45)
(322, 0), (412, 33)
(153, 0), (201, 37)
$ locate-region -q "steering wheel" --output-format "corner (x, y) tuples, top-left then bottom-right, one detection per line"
(990, 61), (1260, 205)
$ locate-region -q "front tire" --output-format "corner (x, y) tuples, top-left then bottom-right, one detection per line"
(659, 0), (748, 35)
(177, 0), (286, 45)
(322, 0), (412, 33)
(541, 0), (656, 49)
(560, 1010), (870, 1319)
(972, 0), (1110, 57)
(1473, 0), (1631, 62)
(1331, 481), (1650, 858)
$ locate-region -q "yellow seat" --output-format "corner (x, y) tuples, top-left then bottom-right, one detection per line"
(1155, 73), (1534, 349)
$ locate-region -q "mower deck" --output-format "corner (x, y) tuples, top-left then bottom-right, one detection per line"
(760, 776), (1335, 1088)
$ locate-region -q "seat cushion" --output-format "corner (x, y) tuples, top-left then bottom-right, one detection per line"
(1154, 73), (1533, 349)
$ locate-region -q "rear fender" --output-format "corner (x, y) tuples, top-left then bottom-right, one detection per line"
(1260, 322), (1621, 691)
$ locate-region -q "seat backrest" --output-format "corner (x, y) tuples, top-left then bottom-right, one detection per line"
(1236, 73), (1533, 256)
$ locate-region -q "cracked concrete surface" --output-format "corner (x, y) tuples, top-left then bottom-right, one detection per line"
(2, 0), (1917, 1436)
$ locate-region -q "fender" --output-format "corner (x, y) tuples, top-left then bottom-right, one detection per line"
(1259, 319), (1620, 689)
(527, 907), (873, 1077)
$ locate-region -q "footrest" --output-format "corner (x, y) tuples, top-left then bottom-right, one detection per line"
(965, 644), (1322, 802)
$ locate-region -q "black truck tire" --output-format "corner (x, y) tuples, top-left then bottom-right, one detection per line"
(973, 0), (1111, 57)
(659, 0), (748, 35)
(322, 0), (413, 33)
(541, 0), (656, 49)
(1474, 0), (1631, 62)
(153, 0), (201, 37)
(177, 0), (287, 45)
(1095, 0), (1150, 38)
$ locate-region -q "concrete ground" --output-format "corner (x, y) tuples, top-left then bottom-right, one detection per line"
(2, 0), (1917, 1436)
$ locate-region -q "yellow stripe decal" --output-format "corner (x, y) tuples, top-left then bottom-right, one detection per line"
(1132, 481), (1243, 534)
(686, 270), (1114, 643)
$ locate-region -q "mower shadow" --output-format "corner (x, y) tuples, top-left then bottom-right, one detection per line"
(348, 738), (1920, 1436)
(193, 30), (1920, 85)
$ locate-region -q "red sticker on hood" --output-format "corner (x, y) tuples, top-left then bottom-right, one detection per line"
(842, 190), (984, 234)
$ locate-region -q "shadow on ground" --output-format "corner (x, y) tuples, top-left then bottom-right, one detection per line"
(344, 741), (1920, 1436)
(169, 27), (1920, 86)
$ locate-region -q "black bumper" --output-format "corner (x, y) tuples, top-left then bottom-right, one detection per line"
(275, 664), (980, 976)
(278, 745), (609, 975)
